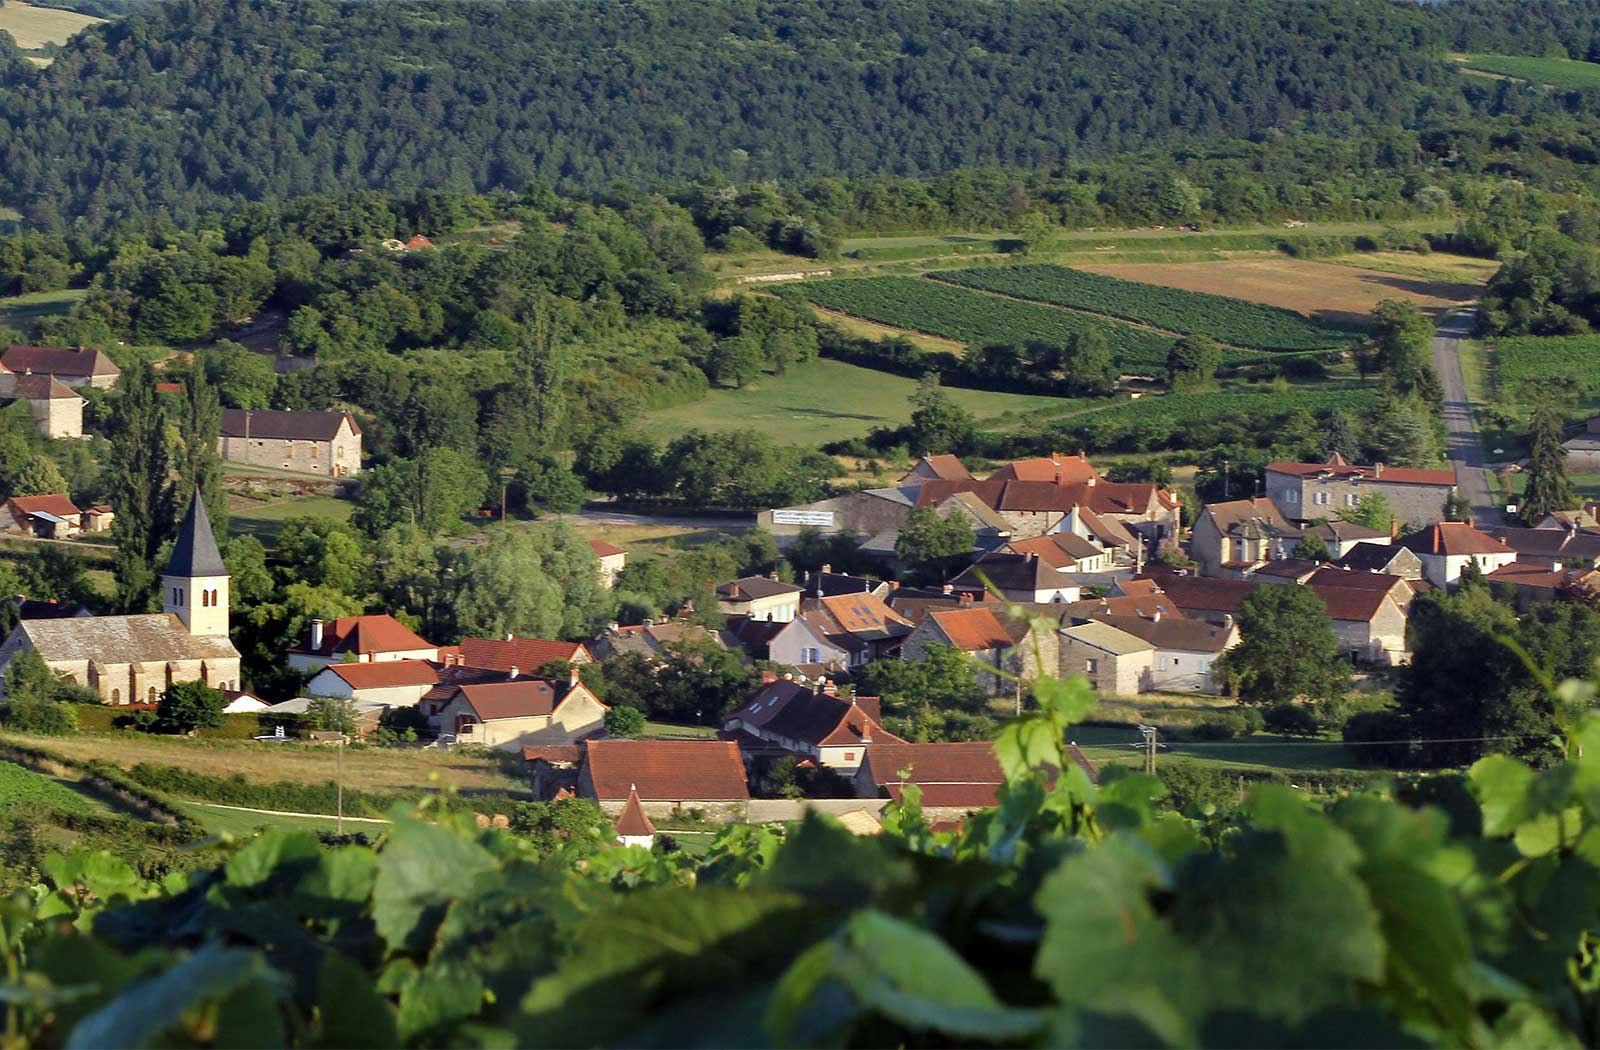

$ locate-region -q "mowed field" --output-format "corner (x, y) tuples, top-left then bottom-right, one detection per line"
(641, 357), (1085, 444)
(4, 731), (527, 797)
(1078, 258), (1485, 326)
(0, 1), (104, 54)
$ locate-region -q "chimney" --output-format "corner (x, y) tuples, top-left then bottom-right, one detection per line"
(783, 672), (794, 681)
(959, 592), (973, 605)
(569, 666), (581, 688)
(820, 678), (837, 696)
(1223, 613), (1235, 629)
(761, 670), (778, 684)
(942, 583), (954, 595)
(768, 569), (780, 581)
(1153, 610), (1162, 622)
(821, 564), (832, 574)
(310, 619), (324, 651)
(508, 665), (519, 679)
(504, 631), (514, 641)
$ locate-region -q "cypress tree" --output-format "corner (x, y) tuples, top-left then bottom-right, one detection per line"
(107, 361), (175, 611)
(178, 368), (227, 535)
(1522, 403), (1576, 524)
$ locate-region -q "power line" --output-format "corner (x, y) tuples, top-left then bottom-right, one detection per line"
(1095, 733), (1547, 750)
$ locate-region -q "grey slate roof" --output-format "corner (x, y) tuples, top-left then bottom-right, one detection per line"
(167, 492), (228, 579)
(220, 408), (359, 441)
(13, 613), (239, 664)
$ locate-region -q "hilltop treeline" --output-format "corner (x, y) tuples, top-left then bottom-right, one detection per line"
(0, 0), (1452, 231)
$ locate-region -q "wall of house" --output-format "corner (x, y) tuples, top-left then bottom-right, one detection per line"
(1329, 600), (1409, 666)
(768, 620), (846, 667)
(1146, 648), (1222, 693)
(303, 673), (433, 707)
(996, 509), (1064, 539)
(548, 691), (607, 740)
(27, 397), (83, 439)
(596, 553), (626, 589)
(1422, 551), (1519, 588)
(218, 426), (362, 478)
(1268, 473), (1451, 526)
(721, 593), (799, 622)
(1058, 637), (1152, 695)
(818, 744), (869, 771)
(758, 491), (911, 543)
(288, 645), (438, 673)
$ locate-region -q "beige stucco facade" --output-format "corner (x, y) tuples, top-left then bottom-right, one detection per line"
(434, 687), (606, 751)
(26, 394), (84, 439)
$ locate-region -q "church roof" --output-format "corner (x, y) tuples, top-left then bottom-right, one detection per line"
(167, 490), (228, 579)
(13, 613), (239, 664)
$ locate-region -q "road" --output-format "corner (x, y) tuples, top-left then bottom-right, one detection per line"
(1431, 308), (1502, 528)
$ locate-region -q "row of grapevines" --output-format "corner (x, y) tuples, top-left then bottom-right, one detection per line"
(1493, 334), (1600, 402)
(934, 264), (1363, 350)
(4, 673), (1599, 1047)
(0, 761), (99, 817)
(794, 275), (1205, 371)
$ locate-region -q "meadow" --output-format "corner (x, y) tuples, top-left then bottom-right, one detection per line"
(641, 357), (1085, 444)
(932, 264), (1361, 350)
(1454, 52), (1600, 90)
(0, 288), (87, 335)
(228, 492), (355, 542)
(0, 1), (104, 55)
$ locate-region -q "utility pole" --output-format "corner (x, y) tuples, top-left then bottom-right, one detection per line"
(336, 733), (344, 836)
(1138, 724), (1158, 776)
(499, 467), (518, 523)
(1223, 459), (1229, 499)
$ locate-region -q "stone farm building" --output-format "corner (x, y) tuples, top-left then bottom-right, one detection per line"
(0, 373), (84, 438)
(0, 346), (121, 389)
(219, 409), (363, 477)
(1265, 454), (1456, 527)
(0, 492), (241, 702)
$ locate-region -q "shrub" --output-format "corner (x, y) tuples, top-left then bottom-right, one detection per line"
(2, 698), (79, 736)
(1187, 713), (1242, 740)
(1264, 702), (1320, 737)
(1342, 709), (1413, 767)
(604, 705), (646, 738)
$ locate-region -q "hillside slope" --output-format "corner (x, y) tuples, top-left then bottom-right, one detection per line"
(0, 0), (1447, 229)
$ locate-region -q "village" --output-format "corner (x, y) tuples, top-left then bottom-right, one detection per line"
(0, 336), (1592, 840)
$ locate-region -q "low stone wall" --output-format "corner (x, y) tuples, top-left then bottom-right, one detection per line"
(747, 798), (888, 823)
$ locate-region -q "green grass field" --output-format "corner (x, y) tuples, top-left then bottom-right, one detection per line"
(1454, 52), (1600, 90)
(0, 760), (107, 816)
(1070, 725), (1359, 775)
(177, 800), (386, 838)
(229, 493), (355, 543)
(0, 288), (87, 335)
(641, 357), (1085, 444)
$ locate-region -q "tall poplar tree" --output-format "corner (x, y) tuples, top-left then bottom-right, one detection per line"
(107, 361), (175, 611)
(177, 368), (227, 534)
(1522, 403), (1576, 524)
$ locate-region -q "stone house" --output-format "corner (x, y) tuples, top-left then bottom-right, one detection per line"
(722, 679), (901, 773)
(1058, 620), (1156, 695)
(715, 574), (803, 622)
(897, 453), (974, 485)
(1265, 453), (1456, 526)
(0, 492), (240, 703)
(900, 605), (1033, 697)
(1394, 522), (1518, 588)
(0, 494), (83, 539)
(219, 409), (363, 477)
(1486, 562), (1600, 611)
(0, 373), (85, 438)
(578, 739), (751, 820)
(1091, 614), (1237, 694)
(1490, 527), (1600, 569)
(1, 346), (120, 389)
(428, 669), (606, 751)
(1338, 542), (1424, 580)
(1310, 583), (1411, 666)
(587, 538), (627, 589)
(1189, 497), (1299, 576)
(1005, 531), (1113, 574)
(949, 551), (1081, 603)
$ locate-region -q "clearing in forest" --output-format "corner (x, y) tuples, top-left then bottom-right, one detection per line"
(1451, 53), (1600, 91)
(0, 1), (104, 58)
(1078, 258), (1485, 328)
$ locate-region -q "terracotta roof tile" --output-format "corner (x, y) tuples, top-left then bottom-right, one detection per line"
(1395, 523), (1513, 558)
(583, 740), (750, 801)
(455, 636), (588, 672)
(587, 538), (627, 558)
(9, 494), (79, 518)
(457, 679), (572, 720)
(324, 659), (440, 689)
(2, 345), (119, 377)
(295, 614), (434, 657)
(987, 454), (1097, 484)
(927, 607), (1015, 651)
(1267, 459), (1455, 487)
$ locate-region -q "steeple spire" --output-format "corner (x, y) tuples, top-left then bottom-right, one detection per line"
(166, 488), (228, 579)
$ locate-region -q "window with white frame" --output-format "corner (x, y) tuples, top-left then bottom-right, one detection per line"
(1285, 489), (1299, 504)
(1314, 491), (1330, 506)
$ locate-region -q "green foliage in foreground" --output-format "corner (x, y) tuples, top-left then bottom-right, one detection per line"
(4, 675), (1600, 1046)
(935, 264), (1361, 350)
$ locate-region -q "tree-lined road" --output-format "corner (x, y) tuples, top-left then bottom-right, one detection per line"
(1431, 309), (1501, 528)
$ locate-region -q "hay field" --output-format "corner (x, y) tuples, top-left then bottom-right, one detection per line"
(0, 1), (104, 53)
(1078, 258), (1485, 327)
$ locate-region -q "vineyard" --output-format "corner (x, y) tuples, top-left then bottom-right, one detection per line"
(1493, 334), (1600, 405)
(0, 760), (98, 816)
(788, 276), (1202, 372)
(933, 264), (1363, 351)
(1455, 52), (1600, 90)
(5, 675), (1600, 1047)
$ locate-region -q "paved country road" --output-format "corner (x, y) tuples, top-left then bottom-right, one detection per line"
(1431, 308), (1502, 528)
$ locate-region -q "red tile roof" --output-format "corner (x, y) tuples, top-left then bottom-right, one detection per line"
(614, 785), (656, 837)
(1307, 585), (1394, 623)
(587, 538), (627, 558)
(455, 636), (589, 672)
(522, 744), (583, 764)
(814, 592), (912, 636)
(154, 381), (185, 395)
(583, 740), (750, 801)
(927, 607), (1015, 651)
(456, 679), (573, 720)
(1266, 459), (1455, 487)
(296, 614), (434, 657)
(987, 453), (1097, 485)
(323, 659), (440, 690)
(1395, 523), (1513, 558)
(726, 682), (900, 748)
(9, 494), (80, 518)
(911, 454), (974, 481)
(1145, 572), (1261, 614)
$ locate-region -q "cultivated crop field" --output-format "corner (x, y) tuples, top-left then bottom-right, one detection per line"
(0, 760), (100, 816)
(1079, 258), (1484, 326)
(1493, 335), (1600, 404)
(789, 276), (1199, 372)
(933, 264), (1361, 350)
(1454, 53), (1600, 90)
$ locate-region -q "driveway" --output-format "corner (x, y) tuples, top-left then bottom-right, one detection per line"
(1431, 308), (1502, 527)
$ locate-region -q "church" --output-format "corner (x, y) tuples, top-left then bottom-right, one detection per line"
(0, 492), (242, 704)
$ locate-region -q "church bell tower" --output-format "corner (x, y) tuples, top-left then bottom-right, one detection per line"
(162, 489), (231, 638)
